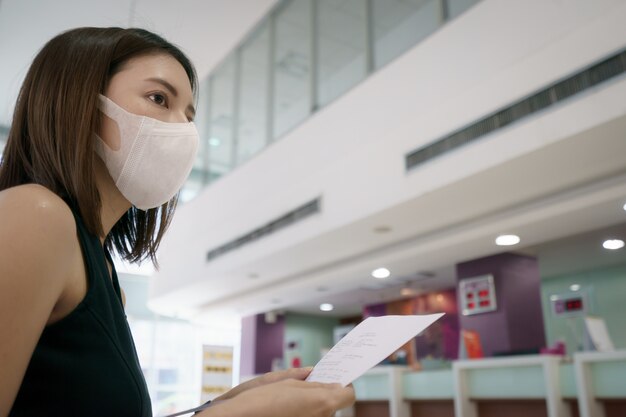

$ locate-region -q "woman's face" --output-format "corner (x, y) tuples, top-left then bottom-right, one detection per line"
(98, 53), (195, 151)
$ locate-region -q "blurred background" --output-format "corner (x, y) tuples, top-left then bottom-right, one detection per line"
(1, 1), (625, 416)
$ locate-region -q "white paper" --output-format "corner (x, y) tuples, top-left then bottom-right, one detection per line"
(584, 316), (615, 352)
(306, 313), (444, 386)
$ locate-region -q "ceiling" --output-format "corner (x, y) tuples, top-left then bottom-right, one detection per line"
(287, 219), (626, 318)
(0, 0), (280, 126)
(146, 0), (626, 322)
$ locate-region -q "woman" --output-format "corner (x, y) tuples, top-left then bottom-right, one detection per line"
(0, 27), (354, 417)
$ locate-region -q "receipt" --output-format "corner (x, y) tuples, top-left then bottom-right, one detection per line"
(306, 314), (444, 386)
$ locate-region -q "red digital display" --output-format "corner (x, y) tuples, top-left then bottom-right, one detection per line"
(467, 293), (474, 299)
(479, 300), (490, 307)
(479, 290), (490, 298)
(467, 302), (475, 309)
(565, 299), (583, 311)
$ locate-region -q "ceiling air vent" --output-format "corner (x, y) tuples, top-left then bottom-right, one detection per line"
(406, 47), (626, 171)
(206, 198), (321, 262)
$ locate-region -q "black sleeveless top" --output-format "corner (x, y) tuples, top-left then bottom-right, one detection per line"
(9, 206), (152, 417)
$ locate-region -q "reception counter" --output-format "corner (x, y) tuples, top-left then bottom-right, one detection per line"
(350, 351), (626, 417)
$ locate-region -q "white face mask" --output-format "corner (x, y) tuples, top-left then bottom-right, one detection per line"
(94, 94), (199, 210)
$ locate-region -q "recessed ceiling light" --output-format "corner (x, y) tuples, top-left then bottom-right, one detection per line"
(372, 267), (391, 279)
(495, 234), (520, 246)
(603, 239), (624, 250)
(623, 202), (626, 211)
(570, 284), (581, 291)
(320, 303), (334, 312)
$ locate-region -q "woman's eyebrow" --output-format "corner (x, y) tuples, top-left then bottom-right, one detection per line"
(145, 77), (196, 117)
(145, 77), (179, 96)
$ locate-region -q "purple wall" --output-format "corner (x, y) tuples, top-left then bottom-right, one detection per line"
(254, 314), (285, 374)
(502, 256), (546, 351)
(240, 313), (285, 377)
(363, 291), (460, 360)
(240, 315), (257, 377)
(363, 302), (387, 318)
(411, 290), (460, 360)
(457, 252), (546, 357)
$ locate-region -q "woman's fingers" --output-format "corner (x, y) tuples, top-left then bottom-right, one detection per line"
(214, 367), (315, 401)
(264, 367), (314, 383)
(206, 377), (357, 417)
(331, 384), (356, 410)
(290, 380), (355, 409)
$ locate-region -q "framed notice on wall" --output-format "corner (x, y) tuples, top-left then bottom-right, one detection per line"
(459, 274), (497, 316)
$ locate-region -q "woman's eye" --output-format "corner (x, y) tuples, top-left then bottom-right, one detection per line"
(149, 93), (168, 107)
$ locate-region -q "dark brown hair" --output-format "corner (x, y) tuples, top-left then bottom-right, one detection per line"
(0, 27), (198, 266)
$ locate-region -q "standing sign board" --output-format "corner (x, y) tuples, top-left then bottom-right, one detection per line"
(201, 345), (234, 403)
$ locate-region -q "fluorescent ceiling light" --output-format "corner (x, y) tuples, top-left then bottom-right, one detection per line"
(371, 267), (391, 279)
(603, 239), (624, 250)
(320, 303), (334, 312)
(495, 234), (520, 246)
(569, 284), (581, 291)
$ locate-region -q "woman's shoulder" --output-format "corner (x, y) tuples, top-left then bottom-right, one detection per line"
(0, 184), (76, 250)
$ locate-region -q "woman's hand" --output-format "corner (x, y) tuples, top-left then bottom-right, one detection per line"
(202, 377), (355, 417)
(214, 367), (313, 402)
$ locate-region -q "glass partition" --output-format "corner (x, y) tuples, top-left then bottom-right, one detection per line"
(182, 0), (481, 199)
(447, 0), (479, 20)
(237, 23), (271, 164)
(207, 56), (237, 182)
(372, 0), (442, 69)
(273, 0), (313, 139)
(317, 0), (368, 107)
(0, 125), (8, 157)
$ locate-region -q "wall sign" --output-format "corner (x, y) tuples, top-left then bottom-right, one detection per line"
(459, 274), (497, 316)
(550, 292), (587, 317)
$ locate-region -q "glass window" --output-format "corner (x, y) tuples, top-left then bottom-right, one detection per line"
(273, 0), (312, 139)
(158, 369), (179, 385)
(208, 56), (237, 182)
(0, 125), (8, 157)
(372, 0), (441, 69)
(317, 0), (368, 107)
(179, 169), (205, 203)
(447, 0), (479, 20)
(195, 79), (212, 179)
(237, 23), (271, 164)
(179, 78), (210, 202)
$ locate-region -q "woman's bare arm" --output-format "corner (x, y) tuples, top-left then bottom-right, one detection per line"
(0, 185), (76, 417)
